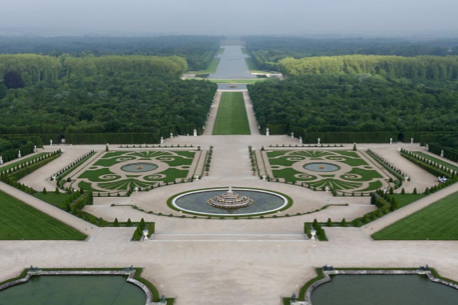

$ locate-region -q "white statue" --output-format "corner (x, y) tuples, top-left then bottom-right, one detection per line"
(142, 229), (149, 241)
(18, 150), (21, 158)
(0, 156), (3, 165)
(34, 145), (37, 153)
(390, 138), (393, 144)
(291, 132), (294, 138)
(441, 150), (444, 158)
(318, 138), (321, 145)
(411, 138), (414, 144)
(170, 133), (173, 139)
(299, 137), (303, 144)
(266, 128), (270, 136)
(50, 139), (53, 146)
(310, 229), (317, 241)
(193, 129), (197, 137)
(426, 144), (429, 151)
(160, 137), (164, 144)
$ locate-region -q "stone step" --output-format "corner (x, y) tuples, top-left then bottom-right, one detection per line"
(151, 233), (307, 241)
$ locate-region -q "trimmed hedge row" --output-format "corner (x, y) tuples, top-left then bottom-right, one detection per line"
(428, 143), (458, 162)
(401, 150), (454, 178)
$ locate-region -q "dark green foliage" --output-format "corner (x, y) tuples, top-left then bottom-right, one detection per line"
(113, 218), (119, 227)
(401, 188), (405, 194)
(248, 75), (458, 139)
(326, 218), (332, 226)
(3, 71), (25, 89)
(42, 187), (47, 194)
(126, 218), (132, 227)
(340, 218), (347, 227)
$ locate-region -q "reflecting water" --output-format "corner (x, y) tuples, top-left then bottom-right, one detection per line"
(304, 163), (340, 172)
(209, 46), (256, 79)
(121, 162), (158, 172)
(174, 189), (286, 215)
(0, 276), (146, 305)
(312, 275), (458, 305)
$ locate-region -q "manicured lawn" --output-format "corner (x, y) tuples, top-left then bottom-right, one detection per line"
(191, 58), (221, 74)
(391, 194), (426, 207)
(212, 92), (251, 135)
(413, 151), (458, 171)
(0, 190), (86, 240)
(34, 193), (75, 208)
(0, 153), (47, 172)
(372, 191), (458, 240)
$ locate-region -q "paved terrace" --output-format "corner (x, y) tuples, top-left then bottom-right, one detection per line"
(0, 89), (457, 305)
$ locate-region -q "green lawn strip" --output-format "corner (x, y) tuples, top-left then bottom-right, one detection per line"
(308, 179), (362, 191)
(359, 180), (383, 192)
(34, 193), (75, 208)
(173, 151), (196, 158)
(94, 157), (133, 167)
(390, 194), (426, 207)
(268, 157), (297, 166)
(344, 168), (383, 181)
(244, 58), (271, 74)
(0, 190), (86, 240)
(272, 168), (316, 182)
(191, 58), (221, 75)
(78, 181), (104, 192)
(0, 152), (47, 171)
(103, 151), (128, 158)
(78, 168), (119, 182)
(332, 151), (359, 158)
(413, 151), (458, 171)
(372, 191), (458, 240)
(334, 156), (368, 166)
(144, 168), (188, 183)
(212, 92), (251, 135)
(267, 151), (289, 158)
(158, 156), (194, 166)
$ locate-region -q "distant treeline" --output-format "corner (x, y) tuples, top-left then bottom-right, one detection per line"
(0, 53), (217, 139)
(278, 55), (458, 80)
(248, 75), (458, 137)
(0, 54), (188, 85)
(243, 36), (458, 71)
(0, 35), (222, 71)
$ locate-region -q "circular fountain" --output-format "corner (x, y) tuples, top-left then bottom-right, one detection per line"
(121, 163), (158, 173)
(171, 187), (289, 216)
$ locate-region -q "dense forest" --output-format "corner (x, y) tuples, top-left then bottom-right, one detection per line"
(243, 36), (458, 71)
(278, 55), (458, 80)
(0, 54), (217, 138)
(0, 36), (221, 71)
(248, 75), (458, 134)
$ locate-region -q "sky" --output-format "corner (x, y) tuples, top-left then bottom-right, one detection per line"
(0, 0), (457, 36)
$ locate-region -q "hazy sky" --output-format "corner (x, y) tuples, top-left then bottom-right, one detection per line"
(1, 0), (457, 36)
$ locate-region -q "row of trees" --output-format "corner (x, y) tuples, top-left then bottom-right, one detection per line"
(278, 55), (458, 80)
(243, 36), (458, 71)
(0, 35), (221, 71)
(248, 75), (458, 134)
(0, 54), (189, 86)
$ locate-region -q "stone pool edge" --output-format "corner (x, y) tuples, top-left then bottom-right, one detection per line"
(289, 267), (458, 305)
(0, 268), (160, 305)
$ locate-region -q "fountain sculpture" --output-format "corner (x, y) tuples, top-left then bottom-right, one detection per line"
(206, 187), (254, 209)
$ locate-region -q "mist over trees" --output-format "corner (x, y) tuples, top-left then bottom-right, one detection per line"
(244, 36), (458, 71)
(0, 36), (221, 71)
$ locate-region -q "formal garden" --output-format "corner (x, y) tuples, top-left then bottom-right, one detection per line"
(68, 150), (199, 195)
(264, 150), (392, 194)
